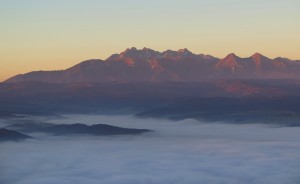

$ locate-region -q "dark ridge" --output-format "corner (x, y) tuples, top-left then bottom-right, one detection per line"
(0, 128), (32, 142)
(7, 123), (152, 136)
(1, 80), (300, 126)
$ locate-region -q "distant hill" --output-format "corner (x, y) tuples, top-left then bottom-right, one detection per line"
(7, 123), (152, 136)
(5, 48), (300, 83)
(0, 128), (32, 142)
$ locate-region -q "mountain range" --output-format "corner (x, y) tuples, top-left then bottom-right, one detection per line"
(5, 48), (300, 83)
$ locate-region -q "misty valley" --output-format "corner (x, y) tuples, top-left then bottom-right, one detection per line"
(0, 114), (300, 184)
(2, 46), (300, 184)
(1, 80), (300, 184)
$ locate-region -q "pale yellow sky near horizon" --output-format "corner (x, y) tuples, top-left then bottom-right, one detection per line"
(1, 0), (300, 81)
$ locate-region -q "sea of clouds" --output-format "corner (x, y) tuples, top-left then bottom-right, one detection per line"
(0, 115), (300, 184)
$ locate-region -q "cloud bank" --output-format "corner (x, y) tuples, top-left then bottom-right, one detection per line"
(0, 115), (300, 184)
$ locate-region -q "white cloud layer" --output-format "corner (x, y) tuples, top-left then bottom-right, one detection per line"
(0, 115), (300, 184)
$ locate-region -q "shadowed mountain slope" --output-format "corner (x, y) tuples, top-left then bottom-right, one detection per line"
(1, 80), (300, 126)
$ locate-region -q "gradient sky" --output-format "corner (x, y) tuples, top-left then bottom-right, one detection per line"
(1, 0), (300, 81)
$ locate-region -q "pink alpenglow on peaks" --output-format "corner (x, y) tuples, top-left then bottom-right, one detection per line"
(5, 48), (300, 83)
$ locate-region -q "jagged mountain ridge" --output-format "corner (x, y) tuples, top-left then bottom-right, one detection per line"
(5, 47), (300, 83)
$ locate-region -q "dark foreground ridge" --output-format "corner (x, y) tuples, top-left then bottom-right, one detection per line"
(0, 128), (32, 142)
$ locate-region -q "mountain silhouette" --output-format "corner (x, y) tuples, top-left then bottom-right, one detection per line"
(5, 48), (300, 83)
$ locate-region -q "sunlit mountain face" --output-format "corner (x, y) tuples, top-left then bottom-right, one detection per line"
(5, 48), (300, 83)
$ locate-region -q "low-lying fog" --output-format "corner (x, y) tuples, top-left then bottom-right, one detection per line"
(1, 115), (300, 184)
